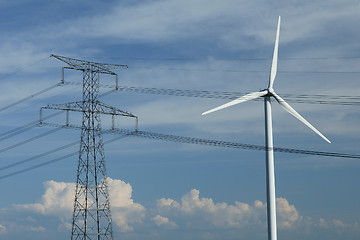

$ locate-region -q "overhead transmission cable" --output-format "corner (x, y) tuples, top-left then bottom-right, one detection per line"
(110, 85), (359, 106)
(0, 83), (62, 113)
(0, 133), (131, 180)
(2, 117), (360, 180)
(63, 82), (360, 106)
(0, 111), (62, 142)
(126, 130), (360, 159)
(0, 152), (79, 180)
(127, 66), (360, 74)
(0, 83), (134, 174)
(0, 127), (136, 172)
(0, 81), (84, 119)
(81, 56), (360, 61)
(2, 125), (360, 181)
(0, 140), (79, 171)
(39, 122), (360, 160)
(1, 55), (358, 179)
(0, 84), (113, 142)
(2, 125), (360, 180)
(0, 56), (50, 81)
(75, 55), (360, 73)
(0, 127), (61, 154)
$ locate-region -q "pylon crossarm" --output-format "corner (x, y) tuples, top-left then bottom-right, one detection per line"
(51, 54), (128, 75)
(42, 101), (83, 112)
(42, 101), (137, 117)
(97, 102), (137, 118)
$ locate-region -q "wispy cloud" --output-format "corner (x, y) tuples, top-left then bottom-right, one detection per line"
(0, 224), (6, 234)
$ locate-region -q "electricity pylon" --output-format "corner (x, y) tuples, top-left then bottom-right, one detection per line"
(41, 54), (138, 240)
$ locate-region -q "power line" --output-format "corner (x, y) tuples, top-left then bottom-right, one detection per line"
(2, 125), (359, 180)
(0, 81), (83, 122)
(0, 56), (50, 81)
(0, 82), (62, 113)
(0, 152), (78, 180)
(81, 56), (360, 61)
(1, 80), (353, 153)
(0, 121), (38, 140)
(0, 112), (62, 142)
(1, 54), (357, 179)
(127, 66), (360, 74)
(67, 82), (359, 106)
(126, 130), (360, 159)
(0, 140), (79, 171)
(0, 127), (61, 154)
(40, 122), (360, 160)
(0, 133), (131, 181)
(0, 86), (113, 142)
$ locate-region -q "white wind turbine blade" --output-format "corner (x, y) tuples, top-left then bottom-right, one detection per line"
(272, 92), (331, 143)
(269, 16), (281, 89)
(202, 90), (268, 115)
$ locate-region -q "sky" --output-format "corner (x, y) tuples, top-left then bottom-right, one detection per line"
(0, 0), (359, 239)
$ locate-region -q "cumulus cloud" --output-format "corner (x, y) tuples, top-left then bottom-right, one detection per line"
(10, 181), (359, 238)
(14, 178), (146, 232)
(317, 218), (360, 234)
(13, 182), (302, 233)
(107, 178), (146, 232)
(154, 189), (301, 230)
(276, 197), (300, 229)
(14, 180), (75, 218)
(152, 215), (178, 229)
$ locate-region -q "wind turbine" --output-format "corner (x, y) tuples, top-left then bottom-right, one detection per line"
(202, 16), (330, 240)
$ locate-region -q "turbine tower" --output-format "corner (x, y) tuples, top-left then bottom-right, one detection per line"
(202, 16), (330, 240)
(42, 54), (137, 240)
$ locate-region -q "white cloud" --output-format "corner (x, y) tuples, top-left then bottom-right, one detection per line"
(25, 226), (46, 232)
(42, 0), (359, 56)
(157, 198), (181, 208)
(14, 178), (146, 232)
(317, 218), (360, 234)
(0, 224), (6, 234)
(107, 178), (146, 232)
(3, 0), (359, 55)
(62, 0), (241, 42)
(0, 0), (358, 144)
(12, 181), (302, 233)
(14, 180), (75, 218)
(6, 180), (360, 238)
(276, 197), (300, 229)
(107, 177), (135, 207)
(152, 215), (178, 229)
(0, 40), (48, 74)
(57, 221), (72, 232)
(154, 189), (301, 230)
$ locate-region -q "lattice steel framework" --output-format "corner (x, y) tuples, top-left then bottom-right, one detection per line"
(44, 54), (137, 240)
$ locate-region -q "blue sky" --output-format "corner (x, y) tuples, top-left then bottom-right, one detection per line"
(0, 0), (359, 239)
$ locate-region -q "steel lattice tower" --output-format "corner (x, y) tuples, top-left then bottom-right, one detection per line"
(42, 54), (137, 240)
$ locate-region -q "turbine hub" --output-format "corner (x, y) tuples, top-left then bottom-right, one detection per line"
(267, 87), (275, 96)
